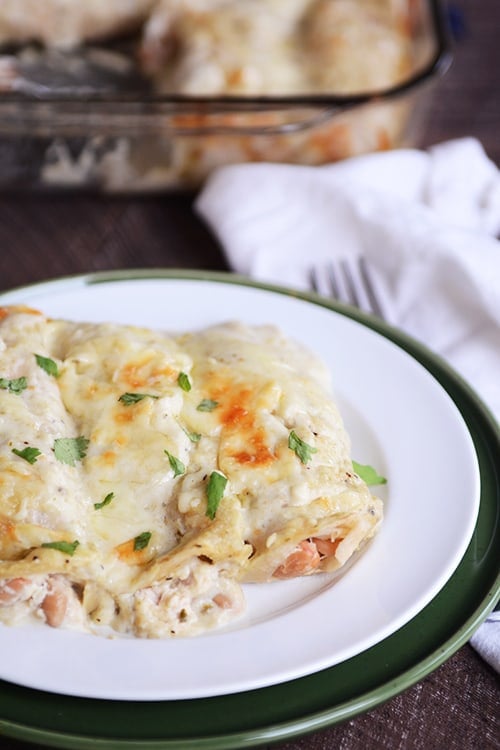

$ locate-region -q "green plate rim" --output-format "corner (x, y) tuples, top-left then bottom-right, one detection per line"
(0, 269), (498, 750)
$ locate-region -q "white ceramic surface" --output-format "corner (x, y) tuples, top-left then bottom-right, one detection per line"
(0, 275), (480, 700)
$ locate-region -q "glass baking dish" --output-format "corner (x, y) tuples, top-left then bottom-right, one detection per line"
(0, 0), (451, 192)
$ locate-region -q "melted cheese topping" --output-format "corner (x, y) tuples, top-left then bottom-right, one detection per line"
(0, 307), (382, 637)
(0, 0), (155, 48)
(141, 0), (411, 95)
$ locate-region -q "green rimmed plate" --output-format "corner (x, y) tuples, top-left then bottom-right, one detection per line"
(0, 270), (498, 748)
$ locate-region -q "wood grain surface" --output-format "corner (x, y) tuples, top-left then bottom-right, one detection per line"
(0, 1), (499, 748)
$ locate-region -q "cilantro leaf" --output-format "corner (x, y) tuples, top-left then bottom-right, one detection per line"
(288, 431), (317, 465)
(197, 398), (219, 412)
(183, 428), (201, 443)
(118, 392), (159, 406)
(133, 531), (152, 551)
(41, 540), (79, 556)
(0, 376), (28, 394)
(35, 354), (59, 378)
(94, 492), (115, 510)
(206, 471), (227, 520)
(177, 372), (192, 392)
(12, 446), (42, 464)
(352, 461), (387, 486)
(165, 450), (185, 477)
(53, 436), (89, 466)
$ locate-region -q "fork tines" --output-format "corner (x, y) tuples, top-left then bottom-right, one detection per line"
(309, 257), (385, 319)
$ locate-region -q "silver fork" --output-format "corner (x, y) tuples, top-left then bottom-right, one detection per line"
(309, 256), (386, 320)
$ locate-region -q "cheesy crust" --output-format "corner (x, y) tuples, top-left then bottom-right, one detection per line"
(0, 306), (382, 637)
(0, 0), (155, 48)
(140, 0), (411, 95)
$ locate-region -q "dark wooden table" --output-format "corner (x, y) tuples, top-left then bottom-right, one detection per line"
(0, 1), (499, 748)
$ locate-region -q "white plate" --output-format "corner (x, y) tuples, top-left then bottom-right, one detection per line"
(0, 273), (480, 701)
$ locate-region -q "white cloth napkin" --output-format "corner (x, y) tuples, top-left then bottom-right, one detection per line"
(196, 137), (500, 671)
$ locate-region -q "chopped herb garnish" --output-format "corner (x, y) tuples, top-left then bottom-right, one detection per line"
(35, 354), (59, 377)
(183, 428), (201, 443)
(41, 540), (79, 556)
(197, 398), (219, 412)
(94, 492), (115, 510)
(288, 430), (317, 465)
(53, 436), (89, 466)
(12, 446), (42, 464)
(0, 376), (28, 394)
(206, 471), (227, 520)
(118, 392), (159, 406)
(165, 451), (185, 477)
(177, 372), (192, 392)
(133, 531), (152, 551)
(352, 461), (387, 486)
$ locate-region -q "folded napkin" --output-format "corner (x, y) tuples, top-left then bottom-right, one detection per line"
(470, 611), (500, 673)
(196, 137), (500, 671)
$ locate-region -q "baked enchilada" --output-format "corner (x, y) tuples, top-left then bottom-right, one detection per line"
(0, 306), (383, 637)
